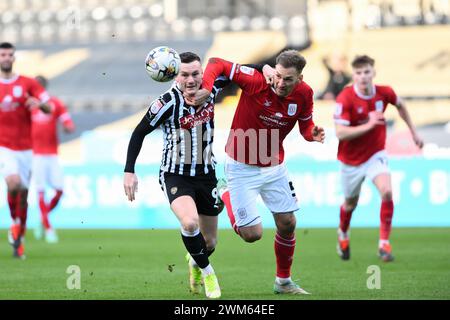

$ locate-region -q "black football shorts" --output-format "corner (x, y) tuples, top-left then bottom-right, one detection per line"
(158, 170), (221, 216)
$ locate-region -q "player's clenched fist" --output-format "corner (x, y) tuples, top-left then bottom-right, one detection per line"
(124, 172), (138, 202)
(367, 111), (385, 128)
(183, 88), (210, 106)
(312, 125), (325, 143)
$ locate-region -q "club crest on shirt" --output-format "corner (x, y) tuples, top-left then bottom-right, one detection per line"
(12, 86), (23, 98)
(357, 106), (364, 114)
(287, 103), (297, 116)
(375, 100), (384, 112)
(170, 187), (178, 195)
(237, 207), (247, 220)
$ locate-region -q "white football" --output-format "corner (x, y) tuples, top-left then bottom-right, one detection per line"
(145, 46), (181, 82)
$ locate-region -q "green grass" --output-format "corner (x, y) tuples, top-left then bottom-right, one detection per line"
(0, 228), (449, 299)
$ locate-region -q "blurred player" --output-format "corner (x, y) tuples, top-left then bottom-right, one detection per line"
(333, 55), (424, 262)
(31, 75), (75, 243)
(123, 52), (227, 299)
(0, 42), (50, 259)
(186, 50), (325, 295)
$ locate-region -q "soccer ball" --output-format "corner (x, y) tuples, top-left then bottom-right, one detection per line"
(145, 46), (181, 82)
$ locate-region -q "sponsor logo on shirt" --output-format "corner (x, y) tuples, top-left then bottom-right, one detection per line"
(0, 95), (19, 111)
(259, 115), (288, 127)
(180, 103), (214, 129)
(275, 112), (283, 118)
(287, 103), (297, 116)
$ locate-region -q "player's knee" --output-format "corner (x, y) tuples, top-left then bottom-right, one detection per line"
(5, 176), (21, 191)
(242, 232), (262, 243)
(240, 227), (263, 242)
(180, 219), (199, 233)
(381, 189), (393, 201)
(276, 214), (296, 234)
(344, 199), (358, 212)
(344, 202), (356, 212)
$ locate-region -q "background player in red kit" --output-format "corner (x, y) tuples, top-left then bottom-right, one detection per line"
(0, 42), (50, 259)
(186, 50), (325, 295)
(31, 75), (75, 243)
(334, 55), (424, 262)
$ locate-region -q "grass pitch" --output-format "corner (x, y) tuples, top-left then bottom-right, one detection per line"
(0, 228), (449, 300)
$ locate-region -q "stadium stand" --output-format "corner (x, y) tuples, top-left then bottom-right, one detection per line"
(1, 0), (449, 159)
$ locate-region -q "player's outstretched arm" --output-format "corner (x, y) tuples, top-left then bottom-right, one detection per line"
(335, 111), (384, 141)
(123, 115), (152, 201)
(396, 100), (424, 148)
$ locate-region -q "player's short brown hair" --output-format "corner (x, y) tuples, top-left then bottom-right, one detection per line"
(0, 42), (15, 51)
(351, 55), (375, 68)
(276, 50), (307, 74)
(180, 52), (201, 64)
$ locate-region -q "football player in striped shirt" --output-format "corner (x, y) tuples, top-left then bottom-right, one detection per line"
(123, 52), (226, 299)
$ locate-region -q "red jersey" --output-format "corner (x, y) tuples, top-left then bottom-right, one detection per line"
(334, 84), (398, 166)
(0, 75), (49, 150)
(203, 58), (316, 167)
(31, 97), (73, 155)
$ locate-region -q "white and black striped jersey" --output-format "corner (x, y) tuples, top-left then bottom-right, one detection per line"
(143, 78), (228, 176)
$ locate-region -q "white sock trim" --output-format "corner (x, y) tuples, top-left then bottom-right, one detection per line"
(201, 264), (214, 276)
(180, 227), (200, 237)
(379, 239), (390, 247)
(276, 276), (292, 285)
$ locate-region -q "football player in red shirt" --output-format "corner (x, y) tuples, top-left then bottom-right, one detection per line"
(186, 50), (325, 295)
(0, 42), (50, 259)
(31, 75), (75, 243)
(333, 55), (423, 262)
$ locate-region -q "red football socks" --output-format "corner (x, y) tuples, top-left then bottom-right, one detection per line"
(339, 205), (353, 234)
(380, 200), (394, 241)
(274, 232), (296, 278)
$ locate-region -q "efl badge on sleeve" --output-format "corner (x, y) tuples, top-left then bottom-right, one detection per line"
(150, 99), (163, 114)
(239, 66), (255, 76)
(334, 103), (343, 116)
